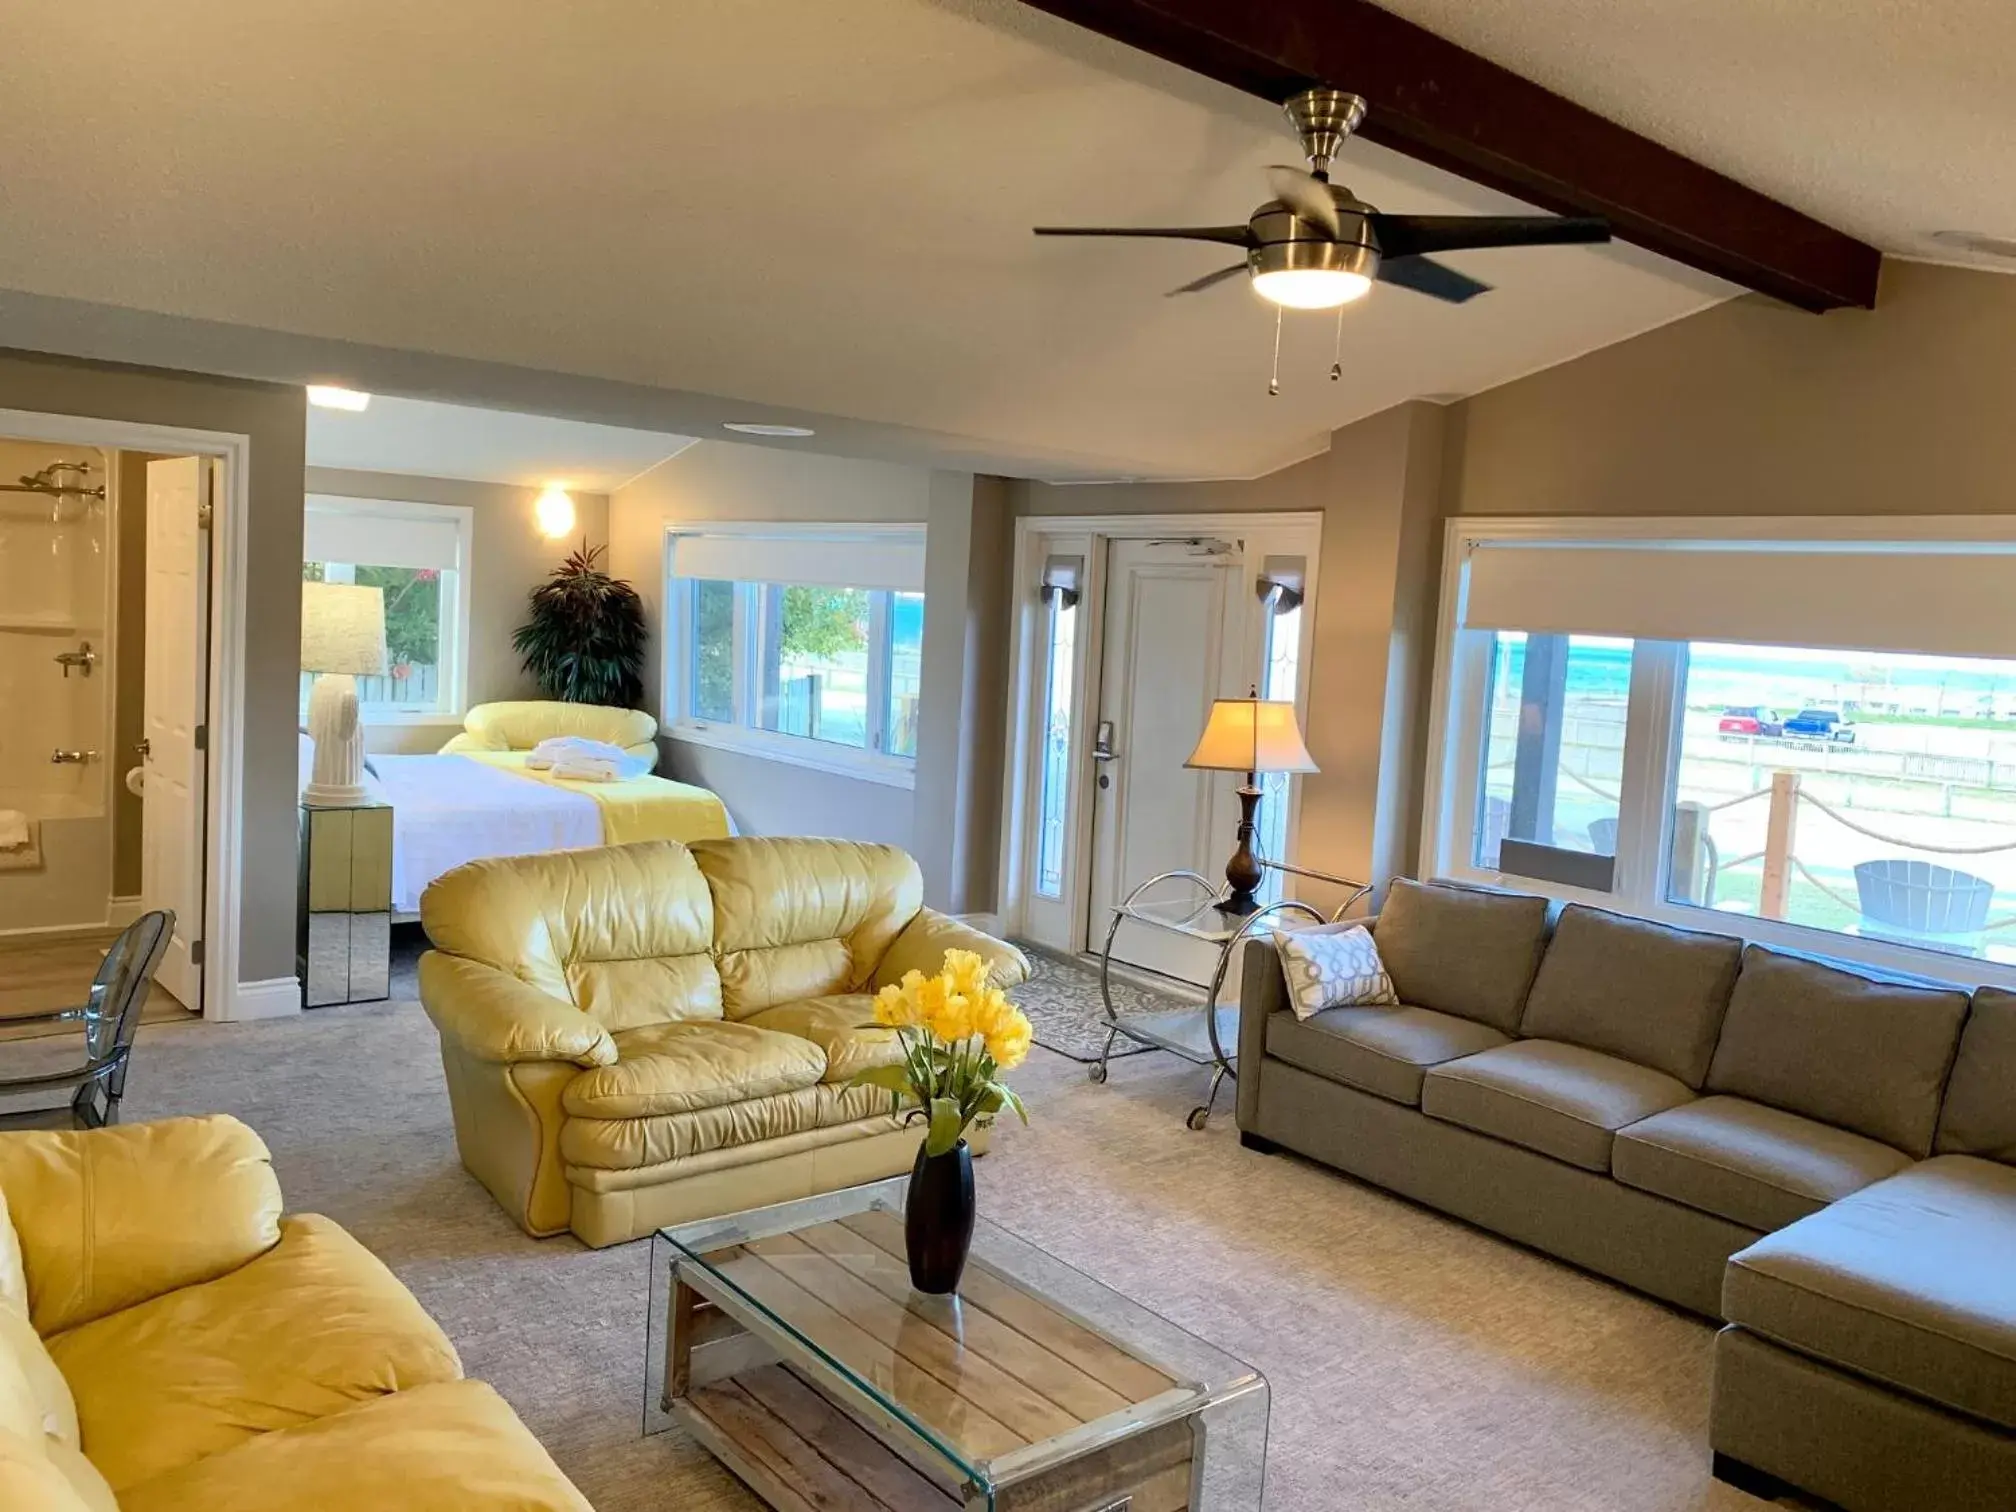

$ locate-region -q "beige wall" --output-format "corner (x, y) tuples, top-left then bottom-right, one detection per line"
(608, 440), (934, 855)
(1446, 260), (2016, 519)
(1005, 400), (1449, 907)
(0, 347), (305, 985)
(303, 468), (611, 755)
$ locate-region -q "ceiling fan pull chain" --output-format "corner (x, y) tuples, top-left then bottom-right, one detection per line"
(1331, 306), (1345, 381)
(1268, 304), (1283, 396)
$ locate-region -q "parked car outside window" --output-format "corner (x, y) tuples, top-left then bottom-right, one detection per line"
(1783, 707), (1857, 743)
(1717, 706), (1784, 737)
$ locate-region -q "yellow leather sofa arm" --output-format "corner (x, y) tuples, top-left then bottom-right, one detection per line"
(0, 1115), (282, 1337)
(873, 909), (1030, 991)
(418, 953), (618, 1069)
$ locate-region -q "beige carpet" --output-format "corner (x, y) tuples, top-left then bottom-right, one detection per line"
(0, 990), (1785, 1511)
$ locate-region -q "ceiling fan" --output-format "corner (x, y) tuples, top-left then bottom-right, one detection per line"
(1035, 89), (1612, 310)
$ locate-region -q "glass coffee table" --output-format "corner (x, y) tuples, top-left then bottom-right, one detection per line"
(646, 1179), (1268, 1510)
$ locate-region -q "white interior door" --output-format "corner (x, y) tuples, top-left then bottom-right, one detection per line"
(141, 457), (210, 1011)
(1087, 539), (1244, 983)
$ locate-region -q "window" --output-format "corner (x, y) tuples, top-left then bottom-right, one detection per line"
(1035, 592), (1077, 898)
(1254, 596), (1304, 896)
(1474, 633), (1629, 884)
(1429, 521), (2016, 980)
(665, 527), (926, 784)
(300, 496), (470, 719)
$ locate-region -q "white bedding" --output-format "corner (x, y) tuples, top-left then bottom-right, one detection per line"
(368, 753), (601, 914)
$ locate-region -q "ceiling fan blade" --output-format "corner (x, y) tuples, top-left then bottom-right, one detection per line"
(1166, 262), (1249, 297)
(1376, 255), (1493, 305)
(1264, 165), (1341, 238)
(1033, 225), (1255, 247)
(1369, 214), (1611, 259)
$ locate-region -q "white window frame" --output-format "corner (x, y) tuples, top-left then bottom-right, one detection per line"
(1422, 512), (2016, 991)
(301, 494), (472, 725)
(661, 523), (923, 789)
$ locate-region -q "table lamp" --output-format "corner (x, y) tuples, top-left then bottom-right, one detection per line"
(1185, 691), (1319, 915)
(301, 581), (387, 806)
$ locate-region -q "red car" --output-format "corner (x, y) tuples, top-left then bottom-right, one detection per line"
(1718, 706), (1784, 737)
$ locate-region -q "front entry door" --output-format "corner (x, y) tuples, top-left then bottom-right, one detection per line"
(140, 457), (210, 1012)
(1086, 539), (1243, 984)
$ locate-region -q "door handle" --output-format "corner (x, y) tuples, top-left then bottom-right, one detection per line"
(1091, 719), (1117, 762)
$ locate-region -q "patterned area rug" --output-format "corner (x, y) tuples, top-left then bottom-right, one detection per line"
(1011, 941), (1201, 1063)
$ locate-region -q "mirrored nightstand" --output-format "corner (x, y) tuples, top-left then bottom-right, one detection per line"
(298, 799), (393, 1007)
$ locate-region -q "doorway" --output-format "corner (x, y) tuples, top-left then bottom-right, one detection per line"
(1000, 512), (1322, 986)
(0, 445), (214, 1025)
(0, 406), (249, 1023)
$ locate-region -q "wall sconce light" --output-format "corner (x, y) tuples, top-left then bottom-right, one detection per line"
(535, 486), (576, 540)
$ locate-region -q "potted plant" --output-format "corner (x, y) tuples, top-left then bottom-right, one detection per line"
(849, 950), (1032, 1293)
(512, 544), (647, 707)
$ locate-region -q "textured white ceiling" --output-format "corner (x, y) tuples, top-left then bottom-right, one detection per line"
(1372, 0), (2016, 264)
(305, 395), (695, 491)
(0, 0), (1734, 479)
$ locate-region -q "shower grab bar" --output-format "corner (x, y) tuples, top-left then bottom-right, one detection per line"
(49, 750), (98, 765)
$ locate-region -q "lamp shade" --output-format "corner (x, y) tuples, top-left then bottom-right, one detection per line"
(1185, 697), (1318, 774)
(300, 581), (388, 676)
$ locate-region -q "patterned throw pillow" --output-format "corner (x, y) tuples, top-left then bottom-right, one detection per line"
(1273, 923), (1398, 1019)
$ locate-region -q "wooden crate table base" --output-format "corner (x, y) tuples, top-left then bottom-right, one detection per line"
(646, 1182), (1268, 1511)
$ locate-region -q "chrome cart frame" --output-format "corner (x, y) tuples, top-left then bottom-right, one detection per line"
(1092, 860), (1371, 1130)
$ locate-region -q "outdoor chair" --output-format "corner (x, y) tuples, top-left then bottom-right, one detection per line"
(1852, 859), (1993, 956)
(0, 909), (173, 1130)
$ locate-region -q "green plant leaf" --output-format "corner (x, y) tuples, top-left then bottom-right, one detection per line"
(845, 1064), (917, 1100)
(993, 1082), (1030, 1126)
(924, 1096), (965, 1157)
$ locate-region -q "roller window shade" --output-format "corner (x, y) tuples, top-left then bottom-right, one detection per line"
(304, 505), (463, 573)
(1463, 542), (2016, 661)
(668, 529), (925, 593)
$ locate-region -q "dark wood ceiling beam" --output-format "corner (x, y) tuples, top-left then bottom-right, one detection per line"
(1017, 0), (1880, 311)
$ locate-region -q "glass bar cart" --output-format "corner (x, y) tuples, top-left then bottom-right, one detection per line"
(1092, 860), (1371, 1129)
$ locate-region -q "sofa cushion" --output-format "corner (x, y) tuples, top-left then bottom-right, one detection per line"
(561, 1021), (826, 1118)
(692, 838), (922, 1018)
(1939, 988), (2016, 1164)
(559, 1083), (898, 1171)
(0, 1114), (283, 1337)
(1265, 1005), (1510, 1107)
(1420, 1040), (1695, 1172)
(1519, 906), (1741, 1087)
(49, 1215), (461, 1492)
(1372, 879), (1549, 1033)
(1724, 1156), (2016, 1430)
(117, 1379), (592, 1512)
(0, 1427), (96, 1512)
(1706, 946), (1968, 1158)
(420, 840), (722, 1031)
(0, 1307), (75, 1449)
(1614, 1095), (1913, 1232)
(743, 996), (904, 1084)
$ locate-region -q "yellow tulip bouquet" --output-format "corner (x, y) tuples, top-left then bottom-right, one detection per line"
(850, 949), (1033, 1157)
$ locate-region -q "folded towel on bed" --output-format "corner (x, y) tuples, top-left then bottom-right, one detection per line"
(547, 757), (623, 782)
(527, 735), (630, 767)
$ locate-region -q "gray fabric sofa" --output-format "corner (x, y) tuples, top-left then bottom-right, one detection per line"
(1236, 879), (2016, 1512)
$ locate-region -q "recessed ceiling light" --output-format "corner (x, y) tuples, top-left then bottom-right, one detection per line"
(722, 422), (816, 438)
(1927, 229), (2016, 261)
(307, 385), (372, 412)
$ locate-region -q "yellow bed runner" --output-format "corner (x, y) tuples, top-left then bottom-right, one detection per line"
(460, 753), (730, 846)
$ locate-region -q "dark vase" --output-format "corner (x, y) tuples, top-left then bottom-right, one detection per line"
(905, 1139), (976, 1294)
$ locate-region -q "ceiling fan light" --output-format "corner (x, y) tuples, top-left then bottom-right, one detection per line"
(1250, 268), (1373, 310)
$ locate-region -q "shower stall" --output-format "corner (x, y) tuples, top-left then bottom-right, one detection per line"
(0, 443), (115, 934)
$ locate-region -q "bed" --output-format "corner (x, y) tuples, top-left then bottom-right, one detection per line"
(299, 738), (732, 915)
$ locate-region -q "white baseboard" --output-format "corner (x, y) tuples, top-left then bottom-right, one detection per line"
(956, 911), (1005, 936)
(107, 896), (145, 929)
(216, 976), (301, 1022)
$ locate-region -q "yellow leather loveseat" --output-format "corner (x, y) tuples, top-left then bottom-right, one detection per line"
(419, 836), (1028, 1247)
(0, 1114), (588, 1512)
(439, 700), (659, 765)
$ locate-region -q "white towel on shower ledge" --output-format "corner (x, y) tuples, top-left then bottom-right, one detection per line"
(0, 809), (29, 850)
